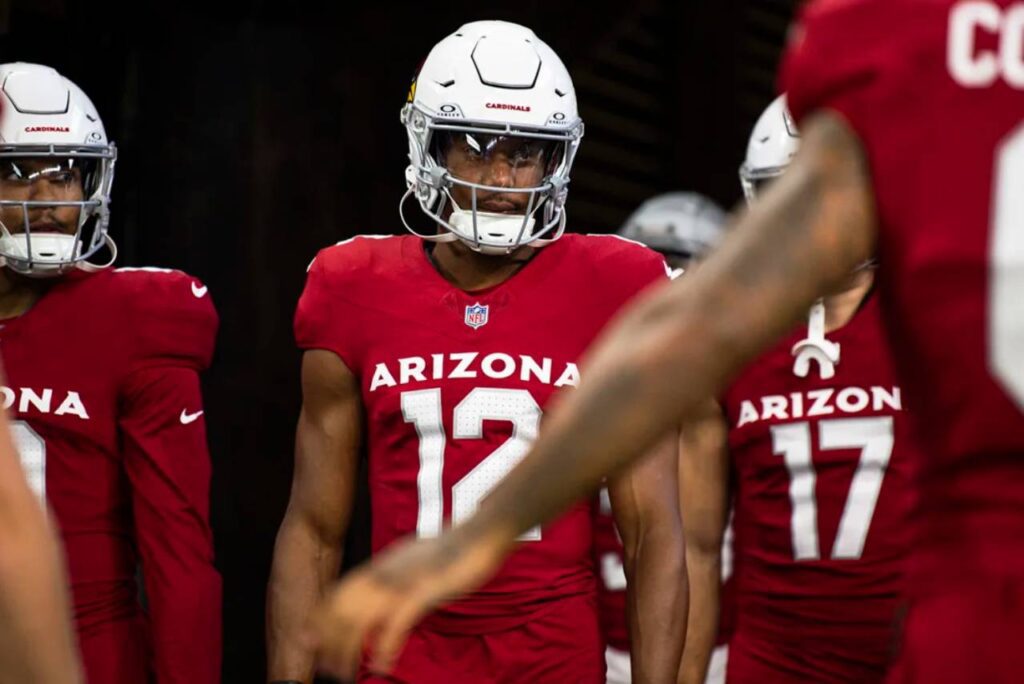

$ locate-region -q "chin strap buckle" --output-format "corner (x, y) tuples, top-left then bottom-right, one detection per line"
(791, 299), (841, 380)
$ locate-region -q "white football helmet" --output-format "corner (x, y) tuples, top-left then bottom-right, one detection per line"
(400, 21), (583, 255)
(0, 62), (117, 277)
(739, 94), (799, 204)
(618, 192), (726, 267)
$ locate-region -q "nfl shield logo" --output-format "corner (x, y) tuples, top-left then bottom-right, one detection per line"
(464, 303), (489, 329)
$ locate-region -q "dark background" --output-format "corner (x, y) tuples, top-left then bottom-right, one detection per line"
(2, 1), (799, 680)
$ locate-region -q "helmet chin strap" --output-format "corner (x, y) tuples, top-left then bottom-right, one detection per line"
(0, 231), (117, 278)
(76, 234), (118, 273)
(399, 188), (539, 255)
(400, 171), (568, 255)
(447, 196), (537, 255)
(792, 299), (841, 380)
(398, 188), (460, 244)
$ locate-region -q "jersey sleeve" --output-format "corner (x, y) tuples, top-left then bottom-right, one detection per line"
(294, 246), (366, 371)
(120, 269), (219, 373)
(119, 365), (221, 684)
(780, 0), (901, 135)
(111, 269), (221, 683)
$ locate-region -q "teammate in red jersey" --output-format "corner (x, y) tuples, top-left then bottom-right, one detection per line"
(0, 62), (221, 683)
(680, 96), (917, 684)
(593, 191), (727, 684)
(306, 2), (1024, 681)
(266, 21), (686, 684)
(0, 71), (83, 684)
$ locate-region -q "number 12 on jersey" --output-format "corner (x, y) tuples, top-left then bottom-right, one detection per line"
(402, 388), (543, 541)
(772, 416), (894, 561)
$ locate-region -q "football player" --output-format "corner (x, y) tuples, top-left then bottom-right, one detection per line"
(595, 191), (726, 684)
(266, 21), (686, 684)
(0, 62), (221, 683)
(678, 96), (917, 684)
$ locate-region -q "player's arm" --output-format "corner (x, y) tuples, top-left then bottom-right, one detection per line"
(120, 364), (222, 683)
(607, 432), (687, 684)
(0, 405), (82, 683)
(456, 108), (875, 556)
(267, 349), (362, 683)
(310, 110), (877, 677)
(676, 401), (730, 684)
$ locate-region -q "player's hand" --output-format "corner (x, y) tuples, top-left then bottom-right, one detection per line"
(308, 529), (509, 680)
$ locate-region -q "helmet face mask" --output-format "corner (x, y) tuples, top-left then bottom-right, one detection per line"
(400, 21), (584, 255)
(0, 63), (118, 278)
(0, 148), (116, 277)
(739, 165), (786, 204)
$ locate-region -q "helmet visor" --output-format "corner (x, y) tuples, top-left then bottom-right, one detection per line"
(433, 131), (559, 185)
(0, 157), (102, 234)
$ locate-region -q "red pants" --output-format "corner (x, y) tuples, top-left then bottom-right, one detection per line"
(359, 594), (604, 684)
(887, 581), (1024, 684)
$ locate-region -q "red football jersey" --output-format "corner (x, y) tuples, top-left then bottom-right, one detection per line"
(593, 487), (629, 651)
(782, 0), (1024, 594)
(295, 233), (668, 631)
(720, 293), (917, 680)
(0, 267), (221, 684)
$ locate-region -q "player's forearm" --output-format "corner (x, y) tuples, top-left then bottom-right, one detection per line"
(267, 514), (343, 682)
(0, 499), (81, 683)
(459, 114), (873, 552)
(677, 551), (720, 684)
(625, 525), (687, 684)
(459, 285), (757, 554)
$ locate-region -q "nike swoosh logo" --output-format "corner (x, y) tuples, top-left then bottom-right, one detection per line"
(191, 282), (208, 298)
(180, 409), (204, 425)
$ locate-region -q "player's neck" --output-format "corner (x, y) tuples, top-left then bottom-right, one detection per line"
(822, 268), (875, 333)
(0, 269), (45, 320)
(428, 240), (536, 292)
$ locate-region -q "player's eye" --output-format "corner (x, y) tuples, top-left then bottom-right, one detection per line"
(511, 143), (537, 163)
(50, 170), (76, 185)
